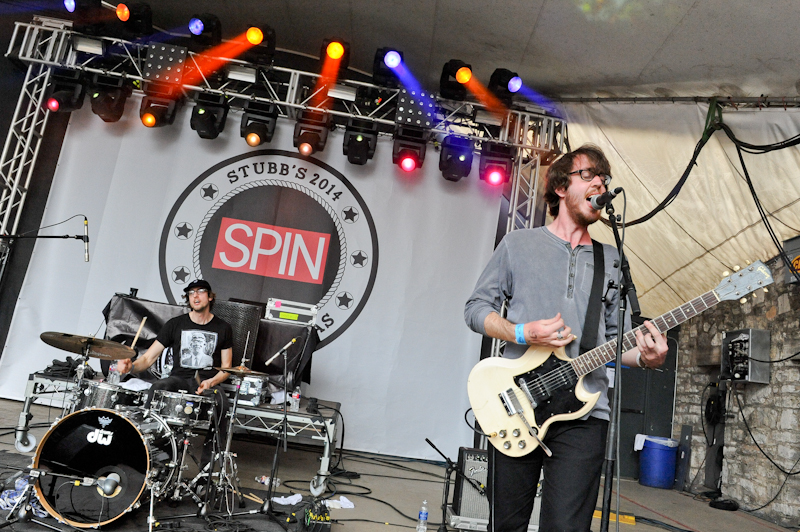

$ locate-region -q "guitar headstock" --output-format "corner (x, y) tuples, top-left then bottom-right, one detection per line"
(715, 261), (774, 302)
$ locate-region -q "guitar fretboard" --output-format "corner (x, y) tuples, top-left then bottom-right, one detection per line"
(570, 290), (720, 377)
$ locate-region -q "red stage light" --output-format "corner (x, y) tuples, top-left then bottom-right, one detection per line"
(246, 27), (263, 45)
(326, 41), (345, 60)
(46, 98), (60, 112)
(400, 155), (417, 172)
(116, 3), (130, 21)
(141, 112), (157, 127)
(298, 142), (314, 156)
(486, 168), (504, 185)
(455, 66), (472, 84)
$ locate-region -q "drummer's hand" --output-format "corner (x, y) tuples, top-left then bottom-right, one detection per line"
(197, 379), (214, 394)
(117, 358), (133, 374)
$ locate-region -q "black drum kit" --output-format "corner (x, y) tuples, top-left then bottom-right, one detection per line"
(7, 332), (278, 531)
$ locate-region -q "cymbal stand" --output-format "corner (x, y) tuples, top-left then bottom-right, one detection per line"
(0, 470), (61, 531)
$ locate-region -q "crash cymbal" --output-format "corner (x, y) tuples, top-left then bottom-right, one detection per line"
(40, 332), (135, 361)
(214, 366), (269, 378)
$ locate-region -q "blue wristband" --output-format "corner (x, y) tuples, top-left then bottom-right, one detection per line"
(515, 324), (525, 345)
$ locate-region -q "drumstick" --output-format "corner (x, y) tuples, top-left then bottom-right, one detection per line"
(130, 317), (147, 350)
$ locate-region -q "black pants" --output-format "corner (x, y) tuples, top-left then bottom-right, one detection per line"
(487, 417), (608, 532)
(145, 376), (229, 467)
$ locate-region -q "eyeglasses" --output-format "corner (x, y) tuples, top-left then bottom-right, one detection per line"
(187, 288), (208, 296)
(568, 168), (611, 186)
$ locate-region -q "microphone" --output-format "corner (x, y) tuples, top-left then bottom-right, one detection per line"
(588, 187), (623, 210)
(83, 217), (89, 262)
(278, 337), (297, 353)
(100, 473), (120, 496)
(263, 338), (297, 367)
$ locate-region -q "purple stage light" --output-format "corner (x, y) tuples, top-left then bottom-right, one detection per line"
(64, 0), (76, 12)
(508, 76), (522, 93)
(384, 50), (402, 69)
(188, 18), (204, 36)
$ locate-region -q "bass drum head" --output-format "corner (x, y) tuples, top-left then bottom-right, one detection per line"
(34, 409), (153, 528)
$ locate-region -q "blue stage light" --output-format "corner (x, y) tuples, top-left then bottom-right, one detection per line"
(384, 50), (402, 69)
(64, 0), (76, 12)
(188, 18), (204, 36)
(508, 76), (522, 93)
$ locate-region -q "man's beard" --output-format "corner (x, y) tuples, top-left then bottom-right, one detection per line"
(565, 186), (601, 227)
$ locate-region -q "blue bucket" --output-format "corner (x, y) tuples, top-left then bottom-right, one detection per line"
(639, 436), (678, 489)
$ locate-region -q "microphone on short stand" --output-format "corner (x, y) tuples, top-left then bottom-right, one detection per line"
(83, 217), (90, 262)
(588, 187), (623, 210)
(100, 473), (120, 496)
(263, 338), (297, 367)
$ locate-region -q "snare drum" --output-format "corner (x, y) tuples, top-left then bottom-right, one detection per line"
(34, 408), (176, 528)
(75, 381), (142, 411)
(152, 390), (215, 429)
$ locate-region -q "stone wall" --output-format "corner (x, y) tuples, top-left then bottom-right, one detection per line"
(674, 256), (800, 526)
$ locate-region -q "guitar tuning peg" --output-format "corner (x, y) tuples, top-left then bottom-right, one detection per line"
(763, 288), (768, 293)
(745, 260), (751, 265)
(722, 270), (730, 277)
(733, 265), (741, 272)
(739, 298), (747, 304)
(752, 292), (757, 299)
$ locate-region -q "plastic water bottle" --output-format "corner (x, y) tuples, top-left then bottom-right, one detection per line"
(290, 386), (301, 412)
(107, 363), (120, 384)
(416, 500), (428, 532)
(255, 475), (280, 489)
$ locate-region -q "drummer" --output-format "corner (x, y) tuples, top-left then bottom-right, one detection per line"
(117, 279), (233, 468)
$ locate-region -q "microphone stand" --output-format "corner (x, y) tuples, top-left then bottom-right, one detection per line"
(599, 199), (634, 532)
(425, 438), (486, 532)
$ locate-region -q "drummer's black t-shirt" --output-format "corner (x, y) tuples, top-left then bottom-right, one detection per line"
(156, 313), (233, 380)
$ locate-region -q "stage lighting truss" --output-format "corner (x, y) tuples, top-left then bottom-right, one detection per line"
(140, 82), (183, 128)
(439, 135), (474, 182)
(241, 99), (279, 146)
(293, 109), (332, 156)
(392, 125), (429, 171)
(488, 68), (522, 107)
(343, 118), (378, 165)
(63, 0), (104, 34)
(190, 92), (229, 140)
(43, 69), (86, 113)
(479, 142), (515, 185)
(89, 74), (133, 123)
(188, 13), (222, 49)
(440, 59), (472, 101)
(373, 48), (403, 87)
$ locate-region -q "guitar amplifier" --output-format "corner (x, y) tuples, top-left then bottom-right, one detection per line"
(452, 447), (541, 528)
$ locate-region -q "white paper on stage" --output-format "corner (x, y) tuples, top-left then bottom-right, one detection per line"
(0, 96), (501, 459)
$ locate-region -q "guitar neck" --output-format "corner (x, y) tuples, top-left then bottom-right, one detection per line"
(571, 290), (720, 377)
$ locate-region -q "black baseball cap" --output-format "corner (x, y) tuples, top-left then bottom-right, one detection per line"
(184, 279), (212, 293)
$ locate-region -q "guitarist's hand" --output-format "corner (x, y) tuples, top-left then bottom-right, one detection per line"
(633, 320), (668, 368)
(524, 313), (574, 347)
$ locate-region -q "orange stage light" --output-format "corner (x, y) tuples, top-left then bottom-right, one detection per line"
(246, 27), (263, 45)
(141, 112), (156, 127)
(116, 3), (130, 22)
(455, 66), (472, 84)
(326, 41), (345, 60)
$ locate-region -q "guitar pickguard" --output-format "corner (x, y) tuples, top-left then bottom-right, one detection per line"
(516, 356), (586, 427)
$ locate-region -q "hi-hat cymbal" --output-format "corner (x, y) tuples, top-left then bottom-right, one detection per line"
(214, 366), (269, 378)
(40, 332), (135, 361)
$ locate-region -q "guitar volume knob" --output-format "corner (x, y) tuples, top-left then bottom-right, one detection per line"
(512, 429), (521, 437)
(503, 441), (511, 450)
(498, 430), (507, 438)
(518, 441), (526, 449)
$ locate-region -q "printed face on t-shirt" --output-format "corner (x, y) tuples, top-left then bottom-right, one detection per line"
(180, 330), (217, 369)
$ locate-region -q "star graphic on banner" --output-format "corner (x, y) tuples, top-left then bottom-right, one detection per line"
(336, 292), (354, 309)
(174, 222), (193, 239)
(201, 184), (219, 200)
(342, 207), (359, 223)
(351, 251), (368, 267)
(172, 266), (190, 283)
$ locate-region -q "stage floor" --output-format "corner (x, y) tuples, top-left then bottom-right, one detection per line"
(0, 398), (785, 532)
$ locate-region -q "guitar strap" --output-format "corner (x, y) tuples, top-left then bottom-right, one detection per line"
(579, 240), (605, 355)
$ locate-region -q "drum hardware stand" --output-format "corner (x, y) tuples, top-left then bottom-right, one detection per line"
(211, 377), (245, 513)
(1, 469), (72, 532)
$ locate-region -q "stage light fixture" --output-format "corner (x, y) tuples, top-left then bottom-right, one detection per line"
(343, 118), (378, 165)
(190, 93), (229, 140)
(392, 125), (428, 172)
(439, 136), (474, 182)
(479, 142), (515, 186)
(242, 25), (276, 68)
(64, 0), (103, 34)
(89, 74), (132, 123)
(293, 110), (332, 156)
(373, 48), (403, 87)
(115, 3), (153, 36)
(240, 99), (278, 147)
(139, 83), (182, 128)
(188, 13), (221, 48)
(321, 39), (350, 69)
(488, 68), (522, 107)
(43, 69), (86, 113)
(440, 60), (472, 101)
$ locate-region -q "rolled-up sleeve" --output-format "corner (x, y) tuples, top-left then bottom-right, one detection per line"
(464, 239), (512, 336)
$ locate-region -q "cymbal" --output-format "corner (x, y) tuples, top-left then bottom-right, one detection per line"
(40, 332), (135, 361)
(214, 366), (270, 378)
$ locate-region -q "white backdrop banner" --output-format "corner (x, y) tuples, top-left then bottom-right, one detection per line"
(0, 96), (502, 459)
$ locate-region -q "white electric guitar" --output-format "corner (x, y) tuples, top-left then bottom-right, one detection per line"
(467, 261), (774, 458)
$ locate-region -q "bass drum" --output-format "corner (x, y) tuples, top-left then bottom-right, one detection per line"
(33, 408), (177, 528)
